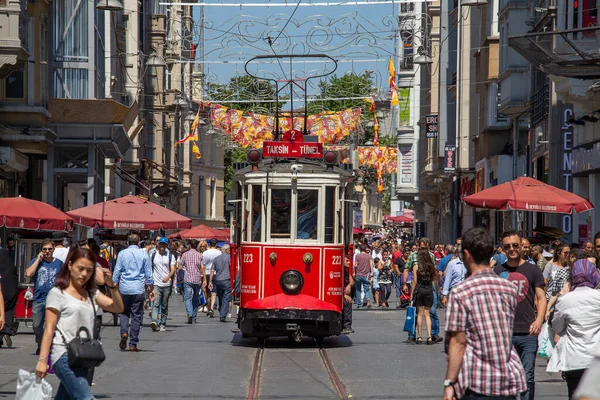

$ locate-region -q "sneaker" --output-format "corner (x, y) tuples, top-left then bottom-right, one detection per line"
(220, 317), (227, 322)
(159, 325), (166, 332)
(431, 335), (444, 344)
(128, 345), (138, 352)
(4, 335), (12, 348)
(342, 328), (354, 334)
(187, 316), (193, 324)
(227, 313), (232, 318)
(208, 310), (215, 318)
(150, 321), (158, 331)
(119, 333), (128, 350)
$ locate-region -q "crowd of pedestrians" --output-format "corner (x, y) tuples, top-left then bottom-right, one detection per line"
(0, 231), (233, 399)
(353, 225), (600, 400)
(1, 221), (600, 399)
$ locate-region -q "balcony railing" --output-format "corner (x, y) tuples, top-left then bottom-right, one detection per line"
(530, 83), (549, 128)
(509, 26), (600, 78)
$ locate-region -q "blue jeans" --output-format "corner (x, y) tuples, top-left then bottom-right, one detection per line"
(392, 272), (402, 298)
(214, 280), (232, 319)
(184, 282), (201, 321)
(355, 275), (371, 307)
(151, 286), (172, 327)
(431, 289), (440, 337)
(32, 301), (46, 346)
(120, 293), (144, 347)
(53, 353), (93, 400)
(512, 334), (537, 400)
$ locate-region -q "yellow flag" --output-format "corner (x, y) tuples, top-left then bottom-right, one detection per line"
(388, 57), (399, 106)
(192, 143), (202, 159)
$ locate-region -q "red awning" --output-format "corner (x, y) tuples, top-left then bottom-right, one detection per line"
(463, 176), (594, 214)
(169, 224), (229, 241)
(353, 227), (366, 234)
(0, 197), (74, 231)
(384, 215), (414, 224)
(67, 195), (192, 230)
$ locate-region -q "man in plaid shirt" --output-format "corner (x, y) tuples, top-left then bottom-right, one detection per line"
(444, 227), (526, 400)
(179, 239), (205, 324)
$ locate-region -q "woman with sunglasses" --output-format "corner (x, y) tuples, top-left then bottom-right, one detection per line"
(543, 243), (571, 288)
(25, 238), (64, 356)
(34, 248), (123, 400)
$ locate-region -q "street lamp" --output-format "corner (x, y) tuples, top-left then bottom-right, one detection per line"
(96, 0), (124, 11)
(414, 46), (433, 65)
(173, 95), (189, 108)
(147, 54), (166, 68)
(461, 0), (488, 6)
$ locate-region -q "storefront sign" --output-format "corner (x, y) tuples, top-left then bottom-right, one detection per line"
(415, 221), (425, 238)
(573, 141), (600, 174)
(579, 224), (588, 247)
(353, 210), (363, 229)
(262, 141), (323, 159)
(425, 114), (438, 138)
(399, 144), (413, 184)
(444, 145), (456, 173)
(561, 104), (574, 236)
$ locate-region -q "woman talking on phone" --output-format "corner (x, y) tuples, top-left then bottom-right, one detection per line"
(34, 248), (124, 399)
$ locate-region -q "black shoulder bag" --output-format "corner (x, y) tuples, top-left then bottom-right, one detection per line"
(57, 291), (106, 369)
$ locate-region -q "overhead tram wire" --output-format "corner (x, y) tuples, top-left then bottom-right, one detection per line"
(160, 0), (437, 7)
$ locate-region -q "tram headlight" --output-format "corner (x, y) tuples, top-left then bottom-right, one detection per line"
(280, 270), (304, 295)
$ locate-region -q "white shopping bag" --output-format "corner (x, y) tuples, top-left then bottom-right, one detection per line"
(15, 369), (52, 400)
(537, 322), (554, 358)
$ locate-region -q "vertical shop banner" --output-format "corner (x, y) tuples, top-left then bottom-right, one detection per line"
(561, 104), (574, 239)
(425, 114), (438, 138)
(444, 145), (456, 173)
(399, 144), (413, 184)
(398, 88), (411, 128)
(415, 222), (426, 238)
(353, 210), (363, 229)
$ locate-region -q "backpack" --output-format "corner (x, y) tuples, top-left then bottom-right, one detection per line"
(150, 250), (173, 270)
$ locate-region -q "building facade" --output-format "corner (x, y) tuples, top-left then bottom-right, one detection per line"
(0, 0), (226, 230)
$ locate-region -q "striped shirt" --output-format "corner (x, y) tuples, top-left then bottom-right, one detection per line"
(179, 249), (204, 284)
(445, 269), (527, 397)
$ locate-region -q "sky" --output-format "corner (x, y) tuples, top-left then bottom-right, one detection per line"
(192, 0), (404, 100)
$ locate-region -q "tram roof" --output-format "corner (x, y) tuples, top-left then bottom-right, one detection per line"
(233, 158), (353, 179)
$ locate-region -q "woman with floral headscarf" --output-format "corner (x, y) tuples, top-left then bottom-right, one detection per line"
(548, 259), (600, 399)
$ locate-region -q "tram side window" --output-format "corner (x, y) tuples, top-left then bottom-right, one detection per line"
(251, 185), (262, 242)
(325, 187), (335, 243)
(271, 189), (291, 238)
(297, 189), (318, 240)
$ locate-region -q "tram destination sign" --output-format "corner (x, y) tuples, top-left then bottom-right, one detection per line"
(262, 141), (323, 159)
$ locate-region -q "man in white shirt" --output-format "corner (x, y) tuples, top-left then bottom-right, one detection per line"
(149, 238), (176, 331)
(202, 238), (222, 318)
(51, 232), (70, 263)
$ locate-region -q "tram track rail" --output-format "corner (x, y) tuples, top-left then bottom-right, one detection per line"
(246, 338), (350, 400)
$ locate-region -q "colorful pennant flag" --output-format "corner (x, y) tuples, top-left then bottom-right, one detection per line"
(192, 142), (202, 159)
(388, 57), (399, 106)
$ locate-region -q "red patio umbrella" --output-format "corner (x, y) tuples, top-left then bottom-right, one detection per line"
(463, 176), (594, 214)
(384, 215), (414, 224)
(353, 227), (366, 234)
(0, 196), (73, 231)
(169, 224), (229, 241)
(67, 195), (192, 230)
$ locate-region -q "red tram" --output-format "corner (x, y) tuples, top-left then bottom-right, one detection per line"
(230, 143), (354, 340)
